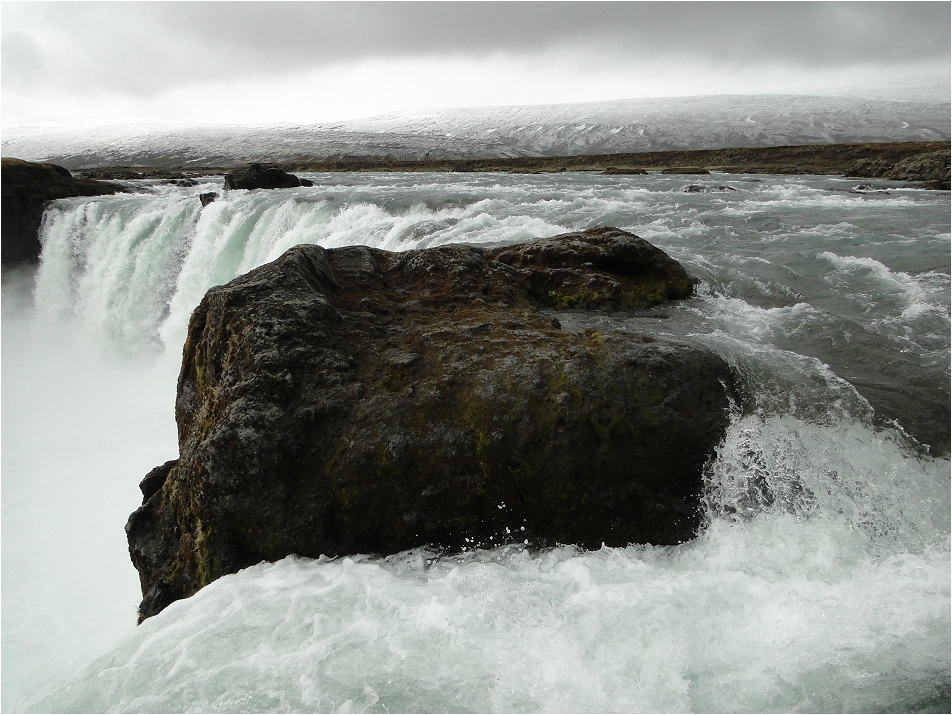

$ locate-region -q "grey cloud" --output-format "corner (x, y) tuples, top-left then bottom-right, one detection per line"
(126, 2), (952, 63)
(0, 30), (46, 89)
(2, 2), (949, 97)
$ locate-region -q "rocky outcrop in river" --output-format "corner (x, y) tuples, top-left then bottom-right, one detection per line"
(1, 158), (126, 269)
(223, 163), (313, 190)
(846, 149), (950, 190)
(127, 227), (737, 621)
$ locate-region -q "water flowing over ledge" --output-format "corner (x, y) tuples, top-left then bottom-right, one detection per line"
(5, 171), (949, 713)
(33, 171), (951, 452)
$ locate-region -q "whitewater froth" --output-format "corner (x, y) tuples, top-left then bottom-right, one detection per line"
(34, 181), (575, 349)
(32, 412), (952, 713)
(7, 170), (949, 713)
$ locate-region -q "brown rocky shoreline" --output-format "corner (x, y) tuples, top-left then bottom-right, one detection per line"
(72, 141), (950, 188)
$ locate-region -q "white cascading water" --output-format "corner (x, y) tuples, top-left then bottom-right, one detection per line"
(3, 172), (949, 713)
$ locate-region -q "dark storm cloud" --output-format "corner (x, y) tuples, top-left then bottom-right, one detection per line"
(2, 1), (949, 97)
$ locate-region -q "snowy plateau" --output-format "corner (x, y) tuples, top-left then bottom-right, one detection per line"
(2, 94), (950, 170)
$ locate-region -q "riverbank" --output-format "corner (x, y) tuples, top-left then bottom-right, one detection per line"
(73, 141), (949, 181)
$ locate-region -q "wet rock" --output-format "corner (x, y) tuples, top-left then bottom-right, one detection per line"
(1, 158), (126, 269)
(603, 167), (648, 175)
(127, 226), (737, 621)
(683, 184), (738, 193)
(848, 184), (890, 195)
(223, 163), (307, 190)
(138, 460), (177, 502)
(199, 192), (219, 207)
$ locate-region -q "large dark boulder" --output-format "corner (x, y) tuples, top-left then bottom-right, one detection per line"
(684, 184), (737, 193)
(1, 158), (126, 269)
(223, 163), (312, 190)
(127, 227), (737, 621)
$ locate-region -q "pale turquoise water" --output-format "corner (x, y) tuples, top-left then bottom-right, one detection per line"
(3, 172), (949, 712)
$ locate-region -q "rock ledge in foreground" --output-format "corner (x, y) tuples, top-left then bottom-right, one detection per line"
(127, 227), (736, 621)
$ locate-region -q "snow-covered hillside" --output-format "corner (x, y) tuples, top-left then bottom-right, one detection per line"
(0, 118), (529, 169)
(3, 94), (949, 169)
(347, 95), (951, 157)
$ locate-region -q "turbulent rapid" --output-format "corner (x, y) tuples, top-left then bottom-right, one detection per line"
(2, 171), (949, 713)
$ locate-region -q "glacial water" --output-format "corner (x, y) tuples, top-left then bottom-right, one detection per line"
(2, 172), (949, 713)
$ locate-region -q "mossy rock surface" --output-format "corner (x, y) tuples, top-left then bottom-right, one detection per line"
(127, 227), (737, 621)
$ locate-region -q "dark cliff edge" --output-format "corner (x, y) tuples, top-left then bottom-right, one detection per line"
(1, 158), (127, 271)
(127, 227), (738, 621)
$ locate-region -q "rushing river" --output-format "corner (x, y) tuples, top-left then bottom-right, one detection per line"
(2, 171), (949, 713)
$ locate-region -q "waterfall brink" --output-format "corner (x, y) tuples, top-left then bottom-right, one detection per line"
(5, 172), (949, 713)
(33, 180), (570, 351)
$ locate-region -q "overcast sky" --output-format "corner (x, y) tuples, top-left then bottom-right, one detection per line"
(2, 1), (949, 127)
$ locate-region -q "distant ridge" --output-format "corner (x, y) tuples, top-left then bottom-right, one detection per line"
(3, 94), (949, 170)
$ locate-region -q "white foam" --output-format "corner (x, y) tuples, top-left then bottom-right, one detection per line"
(703, 296), (823, 342)
(35, 192), (199, 348)
(819, 252), (951, 354)
(33, 424), (950, 714)
(11, 172), (949, 712)
(1, 301), (179, 711)
(36, 186), (577, 350)
(820, 251), (925, 302)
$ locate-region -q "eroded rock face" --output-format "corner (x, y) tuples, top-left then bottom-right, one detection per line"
(846, 150), (950, 190)
(222, 163), (313, 190)
(888, 150), (950, 190)
(127, 227), (736, 621)
(1, 158), (126, 269)
(844, 157), (892, 179)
